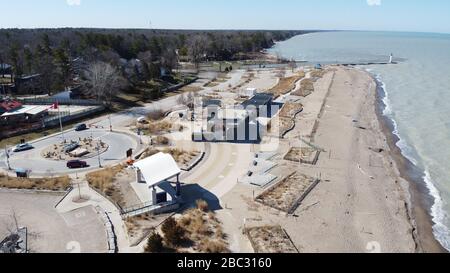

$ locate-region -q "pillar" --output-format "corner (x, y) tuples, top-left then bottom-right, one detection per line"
(151, 186), (157, 205)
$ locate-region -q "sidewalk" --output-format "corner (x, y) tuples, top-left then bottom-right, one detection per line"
(56, 174), (135, 253)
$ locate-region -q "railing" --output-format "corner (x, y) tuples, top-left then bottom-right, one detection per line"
(43, 106), (105, 127)
(18, 97), (103, 106)
(120, 201), (178, 218)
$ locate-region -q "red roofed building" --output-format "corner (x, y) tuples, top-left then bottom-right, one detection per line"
(0, 99), (22, 115)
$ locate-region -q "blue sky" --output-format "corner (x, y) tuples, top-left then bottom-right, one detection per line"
(0, 0), (449, 33)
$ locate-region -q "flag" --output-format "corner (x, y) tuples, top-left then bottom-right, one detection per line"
(48, 102), (59, 110)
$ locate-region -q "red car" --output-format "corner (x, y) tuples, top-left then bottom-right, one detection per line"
(66, 160), (88, 169)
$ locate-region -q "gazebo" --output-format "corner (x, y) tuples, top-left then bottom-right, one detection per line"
(133, 152), (182, 206)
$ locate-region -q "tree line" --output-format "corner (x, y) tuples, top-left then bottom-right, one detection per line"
(0, 28), (309, 101)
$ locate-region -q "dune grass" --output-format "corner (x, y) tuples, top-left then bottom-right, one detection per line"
(86, 164), (125, 198)
(177, 200), (229, 253)
(0, 174), (71, 191)
(269, 72), (305, 98)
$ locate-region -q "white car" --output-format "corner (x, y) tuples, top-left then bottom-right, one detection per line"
(137, 117), (148, 124)
(13, 143), (34, 152)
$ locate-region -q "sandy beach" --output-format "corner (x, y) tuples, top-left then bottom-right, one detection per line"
(217, 66), (443, 253)
(375, 77), (447, 253)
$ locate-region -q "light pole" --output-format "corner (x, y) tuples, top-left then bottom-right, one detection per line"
(137, 129), (143, 145)
(57, 102), (66, 144)
(109, 115), (112, 132)
(97, 141), (102, 168)
(4, 145), (11, 170)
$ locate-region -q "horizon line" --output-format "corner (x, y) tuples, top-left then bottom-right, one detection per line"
(0, 27), (449, 35)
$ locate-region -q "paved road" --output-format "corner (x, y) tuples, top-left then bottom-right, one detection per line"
(91, 69), (245, 129)
(0, 69), (246, 177)
(0, 129), (138, 176)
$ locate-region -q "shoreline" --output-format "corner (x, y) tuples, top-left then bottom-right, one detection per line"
(220, 66), (422, 252)
(371, 72), (447, 253)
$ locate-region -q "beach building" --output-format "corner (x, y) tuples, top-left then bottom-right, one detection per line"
(133, 152), (182, 207)
(202, 99), (222, 108)
(193, 93), (276, 143)
(52, 89), (73, 100)
(0, 64), (14, 94)
(0, 99), (22, 115)
(194, 105), (261, 143)
(239, 87), (258, 98)
(0, 63), (12, 75)
(1, 105), (49, 124)
(241, 93), (274, 118)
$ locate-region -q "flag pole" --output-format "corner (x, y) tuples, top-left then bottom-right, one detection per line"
(57, 101), (66, 144)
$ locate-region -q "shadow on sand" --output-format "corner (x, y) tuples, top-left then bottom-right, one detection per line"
(179, 183), (222, 212)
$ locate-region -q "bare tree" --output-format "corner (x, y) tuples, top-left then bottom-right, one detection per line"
(1, 209), (20, 234)
(176, 92), (195, 109)
(83, 61), (123, 106)
(188, 35), (208, 69)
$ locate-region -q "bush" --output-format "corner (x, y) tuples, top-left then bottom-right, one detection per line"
(161, 217), (186, 247)
(155, 136), (170, 145)
(198, 238), (229, 253)
(147, 109), (165, 121)
(145, 232), (164, 253)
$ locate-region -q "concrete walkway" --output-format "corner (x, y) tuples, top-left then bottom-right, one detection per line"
(55, 174), (133, 253)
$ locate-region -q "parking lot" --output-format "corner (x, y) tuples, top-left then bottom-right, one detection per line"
(0, 190), (108, 253)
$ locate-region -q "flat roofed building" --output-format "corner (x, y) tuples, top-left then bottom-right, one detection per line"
(203, 99), (222, 108)
(0, 100), (22, 114)
(0, 63), (12, 74)
(241, 93), (274, 118)
(242, 93), (273, 108)
(1, 105), (48, 118)
(239, 87), (257, 98)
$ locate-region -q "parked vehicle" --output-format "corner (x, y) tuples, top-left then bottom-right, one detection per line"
(66, 160), (88, 169)
(13, 143), (34, 152)
(137, 117), (148, 124)
(75, 123), (88, 131)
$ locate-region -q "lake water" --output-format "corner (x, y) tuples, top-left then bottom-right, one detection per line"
(269, 31), (450, 251)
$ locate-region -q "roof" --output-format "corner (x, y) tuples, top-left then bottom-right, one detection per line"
(133, 152), (181, 187)
(242, 93), (273, 108)
(0, 100), (22, 112)
(18, 74), (41, 81)
(203, 99), (222, 108)
(1, 105), (48, 117)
